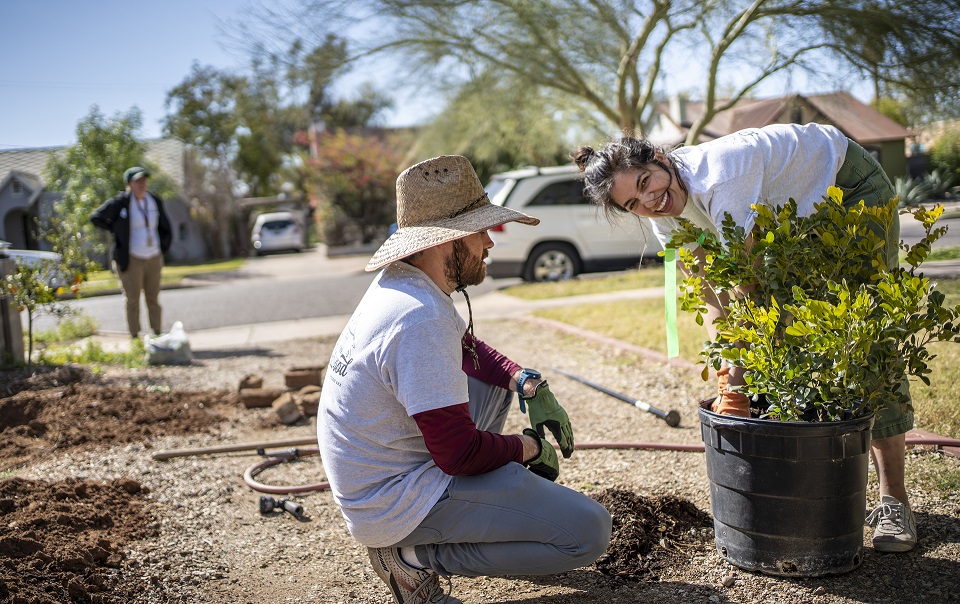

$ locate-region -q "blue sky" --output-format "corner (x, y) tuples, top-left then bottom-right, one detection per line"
(0, 0), (434, 150)
(0, 0), (265, 149)
(0, 1), (869, 151)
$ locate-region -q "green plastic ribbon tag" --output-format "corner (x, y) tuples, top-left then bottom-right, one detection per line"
(664, 248), (679, 358)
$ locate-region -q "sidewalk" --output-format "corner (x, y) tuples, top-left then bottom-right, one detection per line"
(84, 254), (960, 353)
(87, 286), (666, 352)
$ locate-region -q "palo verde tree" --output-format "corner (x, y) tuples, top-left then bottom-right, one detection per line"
(416, 70), (572, 184)
(821, 0), (960, 124)
(241, 0), (960, 145)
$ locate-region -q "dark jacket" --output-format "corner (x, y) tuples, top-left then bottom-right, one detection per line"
(90, 191), (173, 272)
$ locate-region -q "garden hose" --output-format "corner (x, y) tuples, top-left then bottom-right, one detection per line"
(242, 436), (960, 495)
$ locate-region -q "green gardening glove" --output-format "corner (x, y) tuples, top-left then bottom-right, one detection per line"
(522, 382), (575, 459)
(522, 429), (559, 481)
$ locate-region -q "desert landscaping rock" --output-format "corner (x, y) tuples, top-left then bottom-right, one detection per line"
(1, 318), (958, 603)
(283, 365), (325, 390)
(272, 391), (303, 425)
(239, 387), (284, 409)
(238, 374), (263, 391)
(296, 385), (322, 416)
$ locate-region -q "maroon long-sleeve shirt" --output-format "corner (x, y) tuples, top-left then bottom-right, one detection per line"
(412, 335), (525, 475)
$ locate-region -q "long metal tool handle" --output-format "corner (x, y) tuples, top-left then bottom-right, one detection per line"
(152, 436), (318, 460)
(552, 368), (681, 427)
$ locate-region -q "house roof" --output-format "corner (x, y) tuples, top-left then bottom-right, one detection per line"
(659, 91), (911, 144)
(803, 92), (911, 143)
(0, 170), (45, 209)
(0, 138), (186, 190)
(8, 170), (42, 193)
(0, 147), (66, 183)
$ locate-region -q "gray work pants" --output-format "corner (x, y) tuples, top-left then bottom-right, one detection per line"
(393, 378), (612, 578)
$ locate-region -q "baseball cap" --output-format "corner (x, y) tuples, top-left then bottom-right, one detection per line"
(123, 167), (150, 184)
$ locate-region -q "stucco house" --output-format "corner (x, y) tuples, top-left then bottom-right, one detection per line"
(647, 91), (912, 179)
(0, 138), (206, 262)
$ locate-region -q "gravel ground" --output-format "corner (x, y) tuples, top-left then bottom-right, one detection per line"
(14, 316), (960, 603)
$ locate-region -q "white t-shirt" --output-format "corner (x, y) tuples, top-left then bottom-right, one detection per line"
(128, 193), (162, 259)
(650, 123), (848, 247)
(317, 262), (468, 548)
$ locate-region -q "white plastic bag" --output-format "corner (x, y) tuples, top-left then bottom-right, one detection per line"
(144, 321), (193, 365)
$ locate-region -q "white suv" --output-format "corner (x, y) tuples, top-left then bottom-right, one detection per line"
(250, 211), (305, 255)
(484, 165), (661, 281)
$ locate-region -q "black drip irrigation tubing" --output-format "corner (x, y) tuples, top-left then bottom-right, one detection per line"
(242, 437), (960, 494)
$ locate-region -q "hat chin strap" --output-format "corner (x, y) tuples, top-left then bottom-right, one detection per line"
(452, 242), (480, 370)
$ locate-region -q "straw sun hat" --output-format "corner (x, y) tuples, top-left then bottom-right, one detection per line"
(365, 155), (540, 271)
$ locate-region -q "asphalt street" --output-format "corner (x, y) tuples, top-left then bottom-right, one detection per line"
(32, 246), (513, 335)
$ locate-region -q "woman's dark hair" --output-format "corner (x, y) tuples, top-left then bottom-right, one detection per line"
(572, 136), (684, 222)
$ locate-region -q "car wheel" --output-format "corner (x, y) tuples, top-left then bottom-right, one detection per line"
(523, 243), (581, 282)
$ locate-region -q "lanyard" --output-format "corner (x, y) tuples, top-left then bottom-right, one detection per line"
(133, 195), (154, 245)
(134, 196), (150, 230)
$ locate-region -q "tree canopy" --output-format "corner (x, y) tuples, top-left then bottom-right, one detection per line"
(44, 106), (171, 268)
(243, 0), (960, 145)
(416, 70), (572, 183)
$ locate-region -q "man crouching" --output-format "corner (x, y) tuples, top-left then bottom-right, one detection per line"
(317, 155), (612, 603)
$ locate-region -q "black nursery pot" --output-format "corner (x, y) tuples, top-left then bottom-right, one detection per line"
(698, 400), (875, 577)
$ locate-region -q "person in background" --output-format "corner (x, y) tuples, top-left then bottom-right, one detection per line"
(90, 167), (172, 339)
(573, 123), (916, 553)
(317, 155), (611, 604)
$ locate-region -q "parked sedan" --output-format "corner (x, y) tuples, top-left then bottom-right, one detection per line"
(250, 212), (305, 255)
(0, 240), (65, 288)
(484, 166), (662, 281)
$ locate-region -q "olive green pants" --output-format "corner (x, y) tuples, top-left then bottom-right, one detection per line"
(834, 139), (913, 440)
(116, 254), (164, 338)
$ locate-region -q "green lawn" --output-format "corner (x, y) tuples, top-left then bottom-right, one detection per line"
(504, 266), (665, 300)
(914, 245), (960, 262)
(506, 272), (960, 439)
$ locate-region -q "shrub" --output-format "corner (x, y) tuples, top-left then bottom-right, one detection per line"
(930, 123), (960, 179)
(667, 189), (960, 422)
(306, 129), (402, 245)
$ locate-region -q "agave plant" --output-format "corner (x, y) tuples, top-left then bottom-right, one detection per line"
(921, 169), (958, 200)
(667, 188), (960, 422)
(894, 176), (933, 208)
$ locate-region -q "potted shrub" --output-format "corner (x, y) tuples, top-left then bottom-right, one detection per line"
(665, 188), (960, 576)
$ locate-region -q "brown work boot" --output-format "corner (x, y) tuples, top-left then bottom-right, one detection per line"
(367, 547), (460, 604)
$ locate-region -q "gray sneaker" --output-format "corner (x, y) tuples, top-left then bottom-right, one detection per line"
(367, 547), (460, 604)
(866, 495), (917, 553)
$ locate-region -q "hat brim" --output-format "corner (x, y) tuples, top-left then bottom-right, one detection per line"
(366, 204), (539, 272)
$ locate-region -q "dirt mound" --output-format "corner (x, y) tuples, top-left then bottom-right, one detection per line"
(0, 366), (241, 602)
(0, 367), (236, 471)
(592, 488), (713, 581)
(0, 476), (159, 604)
(0, 364), (91, 398)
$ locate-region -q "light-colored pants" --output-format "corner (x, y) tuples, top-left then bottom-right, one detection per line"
(393, 378), (612, 578)
(116, 254), (163, 338)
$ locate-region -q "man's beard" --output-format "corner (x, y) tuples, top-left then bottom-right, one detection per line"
(444, 238), (487, 289)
